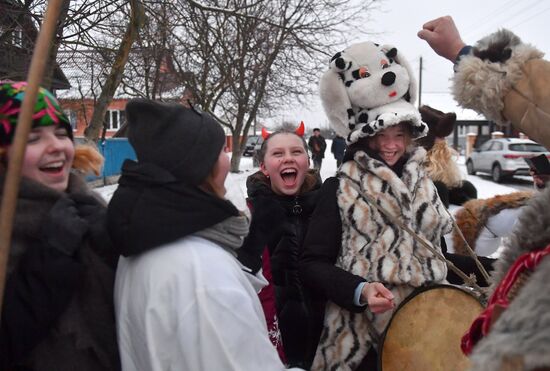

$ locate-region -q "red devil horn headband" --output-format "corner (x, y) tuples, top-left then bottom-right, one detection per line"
(261, 121), (305, 140)
(261, 127), (270, 140)
(296, 121), (305, 136)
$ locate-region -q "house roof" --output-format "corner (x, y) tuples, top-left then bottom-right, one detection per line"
(57, 49), (189, 101)
(0, 1), (70, 89)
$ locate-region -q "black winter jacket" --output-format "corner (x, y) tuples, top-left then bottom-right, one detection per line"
(243, 170), (324, 369)
(0, 174), (119, 371)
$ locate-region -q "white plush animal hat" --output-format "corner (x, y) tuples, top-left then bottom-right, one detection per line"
(320, 41), (428, 144)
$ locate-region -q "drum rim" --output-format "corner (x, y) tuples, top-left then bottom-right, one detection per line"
(376, 284), (482, 371)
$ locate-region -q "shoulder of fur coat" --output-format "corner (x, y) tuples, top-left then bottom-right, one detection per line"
(452, 29), (544, 126)
(469, 188), (550, 370)
(452, 191), (533, 254)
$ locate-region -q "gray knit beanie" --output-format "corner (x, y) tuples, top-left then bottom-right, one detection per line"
(125, 99), (226, 185)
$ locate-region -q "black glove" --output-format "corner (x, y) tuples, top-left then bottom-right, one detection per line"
(41, 197), (89, 256)
(237, 196), (287, 274)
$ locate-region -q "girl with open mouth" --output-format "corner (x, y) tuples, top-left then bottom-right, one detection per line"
(237, 123), (324, 369)
(0, 80), (119, 370)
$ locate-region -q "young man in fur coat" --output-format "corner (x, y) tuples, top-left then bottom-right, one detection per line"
(420, 16), (550, 371)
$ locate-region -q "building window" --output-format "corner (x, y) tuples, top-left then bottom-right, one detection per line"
(104, 110), (125, 131)
(64, 109), (77, 130)
(0, 25), (23, 47)
(12, 27), (23, 47)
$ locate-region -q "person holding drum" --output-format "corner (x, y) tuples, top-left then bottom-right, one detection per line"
(299, 40), (453, 371)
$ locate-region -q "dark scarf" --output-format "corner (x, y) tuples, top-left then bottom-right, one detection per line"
(0, 173), (114, 272)
(108, 160), (240, 257)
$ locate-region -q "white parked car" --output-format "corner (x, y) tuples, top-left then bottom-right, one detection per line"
(466, 138), (550, 183)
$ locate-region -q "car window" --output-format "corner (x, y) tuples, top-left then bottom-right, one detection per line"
(509, 143), (547, 152)
(478, 140), (493, 151)
(490, 142), (503, 151)
(246, 136), (259, 145)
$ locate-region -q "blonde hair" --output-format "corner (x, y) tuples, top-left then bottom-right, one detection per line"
(73, 144), (104, 176)
(425, 140), (463, 187)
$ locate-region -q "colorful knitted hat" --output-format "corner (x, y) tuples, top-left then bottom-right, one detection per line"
(0, 80), (73, 146)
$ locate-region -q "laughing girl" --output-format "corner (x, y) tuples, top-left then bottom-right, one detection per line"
(0, 81), (119, 371)
(238, 124), (324, 369)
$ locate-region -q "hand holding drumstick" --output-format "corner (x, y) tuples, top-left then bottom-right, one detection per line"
(361, 282), (395, 313)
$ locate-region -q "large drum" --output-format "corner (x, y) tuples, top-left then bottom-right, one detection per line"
(378, 285), (484, 371)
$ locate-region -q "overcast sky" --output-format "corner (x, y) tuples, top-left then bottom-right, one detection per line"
(264, 0), (549, 130)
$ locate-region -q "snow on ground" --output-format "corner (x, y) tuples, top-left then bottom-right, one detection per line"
(96, 140), (520, 206)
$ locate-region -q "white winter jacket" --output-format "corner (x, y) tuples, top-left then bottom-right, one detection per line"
(115, 235), (300, 371)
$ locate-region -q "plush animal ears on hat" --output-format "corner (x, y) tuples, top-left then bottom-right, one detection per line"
(416, 105), (457, 151)
(319, 41), (426, 144)
(261, 121), (305, 139)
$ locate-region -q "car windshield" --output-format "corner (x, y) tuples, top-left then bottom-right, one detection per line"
(509, 143), (547, 152)
(246, 136), (259, 146)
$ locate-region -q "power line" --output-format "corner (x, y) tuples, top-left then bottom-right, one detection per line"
(507, 5), (550, 30)
(462, 0), (519, 31)
(463, 0), (541, 40)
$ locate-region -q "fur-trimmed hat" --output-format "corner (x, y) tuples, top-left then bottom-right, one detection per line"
(126, 99), (226, 185)
(319, 41), (428, 144)
(417, 105), (457, 150)
(0, 80), (73, 146)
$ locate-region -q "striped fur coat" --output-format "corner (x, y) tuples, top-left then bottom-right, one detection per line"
(313, 147), (452, 371)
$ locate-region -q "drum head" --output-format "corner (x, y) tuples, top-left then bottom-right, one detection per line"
(379, 285), (483, 371)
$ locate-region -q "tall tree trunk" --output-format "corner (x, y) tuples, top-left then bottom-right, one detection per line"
(230, 134), (243, 173)
(83, 0), (145, 141)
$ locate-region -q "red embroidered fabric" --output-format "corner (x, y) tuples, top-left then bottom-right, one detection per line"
(461, 244), (550, 355)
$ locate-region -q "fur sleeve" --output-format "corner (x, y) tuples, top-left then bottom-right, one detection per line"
(469, 257), (550, 370)
(452, 29), (543, 125)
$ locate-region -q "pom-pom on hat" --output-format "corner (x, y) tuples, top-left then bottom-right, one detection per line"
(125, 99), (226, 185)
(416, 105), (457, 151)
(0, 80), (73, 146)
(319, 41), (428, 144)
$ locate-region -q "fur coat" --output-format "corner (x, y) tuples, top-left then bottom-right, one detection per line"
(0, 174), (120, 371)
(452, 191), (532, 255)
(313, 147), (452, 371)
(453, 29), (550, 150)
(468, 187), (550, 371)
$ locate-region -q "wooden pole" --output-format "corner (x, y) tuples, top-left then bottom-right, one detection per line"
(418, 56), (423, 108)
(0, 0), (64, 313)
